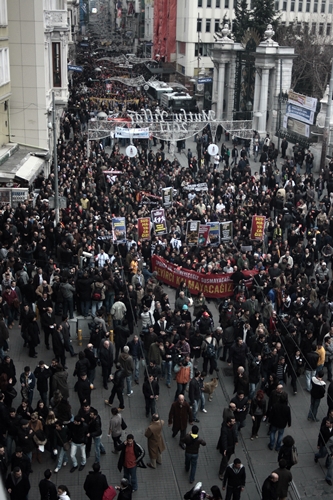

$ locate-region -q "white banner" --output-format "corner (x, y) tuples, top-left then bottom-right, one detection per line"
(288, 91), (317, 112)
(115, 127), (150, 139)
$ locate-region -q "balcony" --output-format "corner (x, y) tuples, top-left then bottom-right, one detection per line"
(44, 10), (69, 30)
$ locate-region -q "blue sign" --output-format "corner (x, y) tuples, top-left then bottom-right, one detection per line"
(80, 42), (89, 47)
(145, 42), (153, 46)
(286, 103), (314, 125)
(68, 65), (83, 73)
(198, 77), (213, 84)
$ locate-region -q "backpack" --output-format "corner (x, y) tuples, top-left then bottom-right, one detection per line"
(92, 284), (102, 301)
(204, 339), (216, 358)
(291, 445), (298, 464)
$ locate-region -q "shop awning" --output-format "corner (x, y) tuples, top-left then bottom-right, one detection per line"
(15, 155), (45, 184)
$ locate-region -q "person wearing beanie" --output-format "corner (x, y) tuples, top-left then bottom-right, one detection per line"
(222, 458), (246, 499)
(181, 425), (206, 484)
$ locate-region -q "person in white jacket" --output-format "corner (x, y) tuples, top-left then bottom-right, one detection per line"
(141, 300), (155, 329)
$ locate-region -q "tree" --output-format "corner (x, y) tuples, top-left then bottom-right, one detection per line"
(251, 0), (280, 40)
(276, 23), (333, 99)
(232, 0), (252, 43)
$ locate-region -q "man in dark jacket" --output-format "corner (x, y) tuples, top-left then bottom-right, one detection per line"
(222, 458), (246, 499)
(181, 424), (206, 484)
(217, 417), (238, 480)
(116, 434), (146, 492)
(34, 361), (51, 404)
(142, 374), (159, 418)
(83, 462), (108, 500)
(228, 338), (248, 379)
(304, 344), (319, 392)
(86, 408), (106, 464)
(99, 340), (113, 390)
(230, 392), (249, 432)
(41, 306), (56, 350)
(273, 459), (292, 500)
(268, 394), (291, 451)
(261, 472), (279, 500)
(68, 415), (88, 472)
(51, 324), (66, 368)
(315, 418), (333, 463)
(38, 469), (57, 500)
(77, 373), (91, 406)
(105, 362), (126, 410)
(6, 466), (30, 500)
(308, 370), (326, 422)
(10, 448), (32, 477)
(168, 394), (193, 449)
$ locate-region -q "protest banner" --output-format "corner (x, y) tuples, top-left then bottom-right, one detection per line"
(152, 255), (257, 298)
(198, 224), (210, 246)
(186, 220), (200, 246)
(138, 217), (151, 240)
(112, 217), (126, 243)
(250, 215), (266, 241)
(162, 187), (173, 207)
(182, 182), (208, 192)
(151, 209), (167, 235)
(220, 221), (233, 241)
(207, 222), (220, 246)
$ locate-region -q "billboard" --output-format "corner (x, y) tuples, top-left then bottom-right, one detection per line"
(286, 103), (314, 125)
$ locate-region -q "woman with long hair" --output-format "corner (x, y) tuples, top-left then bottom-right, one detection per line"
(249, 389), (266, 440)
(278, 435), (296, 470)
(58, 485), (71, 500)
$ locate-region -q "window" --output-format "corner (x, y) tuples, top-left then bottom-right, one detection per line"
(206, 19), (211, 32)
(298, 0), (303, 10)
(46, 0), (65, 8)
(197, 18), (202, 32)
(216, 0), (221, 6)
(327, 23), (331, 35)
(225, 0), (229, 7)
(0, 48), (9, 86)
(194, 43), (212, 57)
(290, 1), (295, 10)
(321, 0), (326, 11)
(329, 1), (333, 12)
(198, 0), (202, 6)
(275, 0), (279, 9)
(178, 41), (186, 54)
(52, 42), (61, 88)
(319, 22), (324, 34)
(0, 0), (7, 26)
(282, 0), (287, 8)
(215, 19), (220, 31)
(207, 0), (212, 6)
(306, 0), (310, 11)
(311, 22), (316, 33)
(314, 0), (318, 11)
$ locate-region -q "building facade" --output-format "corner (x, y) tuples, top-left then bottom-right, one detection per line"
(8, 0), (69, 152)
(0, 0), (10, 149)
(152, 0), (333, 78)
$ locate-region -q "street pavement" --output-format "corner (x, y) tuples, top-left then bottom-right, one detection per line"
(8, 286), (333, 500)
(7, 136), (330, 499)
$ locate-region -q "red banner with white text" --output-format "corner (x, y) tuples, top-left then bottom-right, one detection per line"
(151, 255), (257, 298)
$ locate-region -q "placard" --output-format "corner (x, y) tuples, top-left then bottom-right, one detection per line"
(186, 220), (200, 246)
(138, 217), (151, 240)
(207, 222), (220, 246)
(151, 209), (167, 236)
(198, 224), (210, 246)
(250, 215), (266, 241)
(220, 221), (233, 241)
(162, 187), (173, 207)
(112, 217), (126, 243)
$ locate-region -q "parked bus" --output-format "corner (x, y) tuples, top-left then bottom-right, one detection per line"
(160, 92), (197, 112)
(146, 81), (173, 103)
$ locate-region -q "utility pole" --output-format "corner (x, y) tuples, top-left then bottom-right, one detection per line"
(52, 92), (59, 225)
(320, 59), (333, 170)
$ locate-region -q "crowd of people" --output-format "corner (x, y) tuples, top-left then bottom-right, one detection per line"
(0, 39), (333, 500)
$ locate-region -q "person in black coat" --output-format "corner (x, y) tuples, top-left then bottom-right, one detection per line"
(77, 373), (91, 406)
(38, 469), (57, 500)
(27, 315), (40, 358)
(116, 478), (133, 500)
(106, 363), (125, 410)
(34, 361), (51, 404)
(10, 448), (32, 477)
(261, 472), (279, 500)
(83, 462), (108, 500)
(41, 307), (56, 350)
(0, 444), (8, 480)
(19, 305), (34, 348)
(99, 340), (114, 390)
(51, 325), (66, 368)
(84, 344), (97, 389)
(6, 467), (31, 500)
(222, 458), (246, 497)
(269, 394), (291, 451)
(217, 417), (238, 479)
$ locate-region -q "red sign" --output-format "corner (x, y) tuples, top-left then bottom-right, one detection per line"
(250, 216), (266, 241)
(138, 217), (151, 240)
(151, 255), (257, 298)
